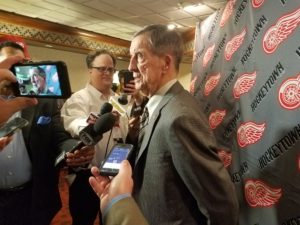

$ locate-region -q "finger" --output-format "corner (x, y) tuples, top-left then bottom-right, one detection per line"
(118, 160), (132, 178)
(89, 177), (103, 197)
(7, 97), (38, 110)
(0, 55), (24, 69)
(91, 166), (100, 176)
(0, 136), (13, 150)
(0, 69), (17, 82)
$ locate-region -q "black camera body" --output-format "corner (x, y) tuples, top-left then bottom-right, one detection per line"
(10, 61), (72, 99)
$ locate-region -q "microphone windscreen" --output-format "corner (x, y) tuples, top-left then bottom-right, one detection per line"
(118, 94), (128, 105)
(100, 102), (113, 115)
(93, 113), (116, 134)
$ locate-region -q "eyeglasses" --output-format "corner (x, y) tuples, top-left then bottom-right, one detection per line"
(91, 66), (116, 74)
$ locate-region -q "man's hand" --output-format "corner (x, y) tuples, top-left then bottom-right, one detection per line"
(65, 146), (95, 167)
(0, 56), (38, 125)
(127, 116), (140, 142)
(0, 136), (13, 151)
(89, 160), (133, 211)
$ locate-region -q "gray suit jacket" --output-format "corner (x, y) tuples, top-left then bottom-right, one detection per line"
(132, 82), (239, 225)
(104, 197), (149, 225)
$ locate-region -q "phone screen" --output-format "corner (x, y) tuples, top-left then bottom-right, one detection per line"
(11, 61), (72, 98)
(100, 143), (134, 176)
(0, 117), (29, 138)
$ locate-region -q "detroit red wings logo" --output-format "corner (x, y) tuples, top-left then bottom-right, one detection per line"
(263, 7), (300, 54)
(245, 179), (282, 207)
(237, 122), (265, 148)
(224, 28), (246, 61)
(278, 73), (300, 110)
(233, 71), (257, 99)
(204, 73), (221, 96)
(209, 109), (226, 129)
(217, 150), (232, 168)
(190, 76), (198, 95)
(220, 0), (236, 27)
(252, 0), (265, 8)
(203, 44), (215, 68)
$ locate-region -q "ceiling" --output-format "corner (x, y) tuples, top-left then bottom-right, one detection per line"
(0, 0), (227, 41)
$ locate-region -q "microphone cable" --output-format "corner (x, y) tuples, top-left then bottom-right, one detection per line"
(104, 128), (113, 159)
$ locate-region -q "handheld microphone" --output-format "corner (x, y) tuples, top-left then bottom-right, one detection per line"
(87, 102), (113, 124)
(79, 112), (116, 146)
(109, 95), (132, 116)
(99, 102), (113, 116)
(54, 103), (115, 167)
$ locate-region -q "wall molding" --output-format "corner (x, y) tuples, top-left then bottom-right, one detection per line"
(0, 10), (194, 63)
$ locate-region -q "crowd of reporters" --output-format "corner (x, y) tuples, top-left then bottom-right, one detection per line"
(0, 24), (239, 225)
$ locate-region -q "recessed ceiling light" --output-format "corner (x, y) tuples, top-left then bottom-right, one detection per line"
(178, 2), (204, 11)
(167, 24), (177, 30)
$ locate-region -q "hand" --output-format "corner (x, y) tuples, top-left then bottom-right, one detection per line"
(112, 110), (120, 126)
(127, 116), (140, 141)
(65, 146), (95, 167)
(0, 136), (13, 151)
(0, 56), (38, 125)
(123, 80), (136, 95)
(89, 160), (133, 211)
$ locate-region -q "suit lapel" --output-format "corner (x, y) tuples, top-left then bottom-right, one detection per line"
(21, 105), (36, 150)
(135, 82), (183, 164)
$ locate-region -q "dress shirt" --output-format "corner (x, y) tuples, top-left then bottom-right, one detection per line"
(61, 83), (128, 166)
(146, 79), (177, 120)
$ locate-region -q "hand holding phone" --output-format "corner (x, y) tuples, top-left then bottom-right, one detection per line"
(10, 61), (72, 98)
(0, 117), (28, 138)
(123, 71), (134, 93)
(99, 143), (134, 176)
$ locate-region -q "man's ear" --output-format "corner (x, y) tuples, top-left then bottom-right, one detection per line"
(162, 54), (172, 71)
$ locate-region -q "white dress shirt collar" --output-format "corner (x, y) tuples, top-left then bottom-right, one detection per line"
(146, 79), (177, 119)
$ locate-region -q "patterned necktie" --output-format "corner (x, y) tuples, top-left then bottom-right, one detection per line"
(137, 107), (149, 154)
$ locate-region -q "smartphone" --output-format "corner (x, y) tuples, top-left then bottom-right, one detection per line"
(10, 61), (72, 99)
(123, 71), (134, 93)
(0, 117), (29, 138)
(99, 143), (134, 176)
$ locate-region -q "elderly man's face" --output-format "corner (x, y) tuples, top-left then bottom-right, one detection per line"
(31, 68), (46, 92)
(128, 35), (166, 97)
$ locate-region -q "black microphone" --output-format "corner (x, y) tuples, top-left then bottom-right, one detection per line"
(100, 102), (113, 116)
(87, 102), (113, 124)
(79, 112), (116, 146)
(118, 94), (128, 105)
(54, 103), (114, 167)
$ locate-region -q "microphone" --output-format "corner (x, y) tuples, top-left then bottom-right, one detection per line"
(109, 95), (131, 116)
(79, 112), (116, 146)
(54, 103), (115, 167)
(87, 102), (113, 124)
(100, 102), (113, 116)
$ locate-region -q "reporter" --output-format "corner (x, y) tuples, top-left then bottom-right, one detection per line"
(89, 160), (149, 225)
(0, 40), (94, 225)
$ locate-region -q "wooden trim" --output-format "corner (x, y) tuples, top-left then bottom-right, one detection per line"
(0, 10), (194, 62)
(0, 10), (129, 47)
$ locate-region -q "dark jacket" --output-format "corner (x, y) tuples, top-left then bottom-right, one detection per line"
(21, 98), (77, 225)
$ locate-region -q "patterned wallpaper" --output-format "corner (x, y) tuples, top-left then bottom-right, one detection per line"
(0, 21), (129, 57)
(0, 20), (194, 63)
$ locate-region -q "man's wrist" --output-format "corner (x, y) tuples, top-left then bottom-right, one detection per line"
(103, 193), (131, 217)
